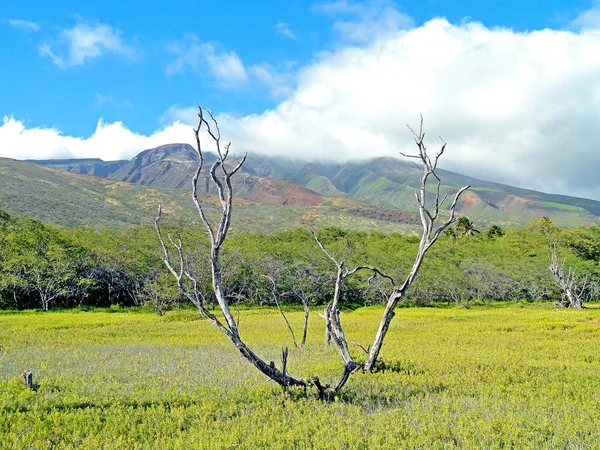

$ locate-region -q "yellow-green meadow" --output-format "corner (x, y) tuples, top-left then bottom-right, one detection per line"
(2, 305), (600, 449)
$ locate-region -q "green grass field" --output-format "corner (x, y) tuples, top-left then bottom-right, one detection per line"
(2, 305), (600, 449)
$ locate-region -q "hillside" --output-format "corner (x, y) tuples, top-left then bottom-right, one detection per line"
(108, 144), (328, 206)
(19, 144), (600, 229)
(0, 158), (418, 233)
(287, 157), (600, 227)
(0, 157), (198, 228)
(28, 158), (128, 178)
(107, 144), (600, 228)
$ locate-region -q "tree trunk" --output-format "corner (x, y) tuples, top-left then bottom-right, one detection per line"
(301, 300), (309, 347)
(323, 307), (331, 345)
(365, 245), (427, 371)
(550, 247), (584, 310)
(23, 370), (33, 389)
(364, 289), (402, 371)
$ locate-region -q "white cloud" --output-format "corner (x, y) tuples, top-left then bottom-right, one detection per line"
(314, 0), (414, 42)
(7, 19), (40, 32)
(39, 21), (136, 68)
(167, 36), (297, 96)
(5, 16), (600, 201)
(167, 38), (247, 88)
(571, 1), (600, 30)
(0, 116), (194, 161)
(213, 19), (600, 200)
(275, 21), (297, 40)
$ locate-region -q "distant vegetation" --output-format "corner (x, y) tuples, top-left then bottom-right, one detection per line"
(0, 158), (420, 233)
(1, 209), (598, 312)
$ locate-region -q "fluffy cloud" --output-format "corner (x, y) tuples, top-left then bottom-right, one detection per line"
(167, 38), (248, 88)
(216, 19), (600, 200)
(4, 16), (600, 200)
(39, 21), (136, 68)
(0, 116), (194, 161)
(222, 19), (600, 199)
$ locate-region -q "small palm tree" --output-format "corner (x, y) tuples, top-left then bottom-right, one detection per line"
(456, 217), (480, 238)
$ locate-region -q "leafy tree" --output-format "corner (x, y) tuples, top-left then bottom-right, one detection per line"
(486, 225), (505, 238)
(524, 216), (559, 237)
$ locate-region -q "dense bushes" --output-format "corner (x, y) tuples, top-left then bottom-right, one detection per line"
(0, 209), (599, 311)
(0, 212), (160, 310)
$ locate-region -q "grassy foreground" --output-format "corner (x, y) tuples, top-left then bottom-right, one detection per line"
(2, 305), (600, 449)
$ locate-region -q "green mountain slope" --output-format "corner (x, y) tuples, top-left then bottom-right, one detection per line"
(279, 156), (599, 228)
(0, 157), (198, 228)
(0, 158), (419, 233)
(23, 143), (600, 229)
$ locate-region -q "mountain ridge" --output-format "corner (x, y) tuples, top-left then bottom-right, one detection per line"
(28, 158), (128, 178)
(16, 144), (600, 229)
(0, 157), (419, 233)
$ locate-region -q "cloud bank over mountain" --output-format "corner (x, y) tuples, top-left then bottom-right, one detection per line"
(2, 17), (600, 200)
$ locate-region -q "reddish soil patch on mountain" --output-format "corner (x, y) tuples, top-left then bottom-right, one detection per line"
(246, 177), (323, 206)
(458, 191), (483, 211)
(498, 195), (536, 213)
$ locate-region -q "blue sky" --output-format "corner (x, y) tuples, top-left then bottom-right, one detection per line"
(2, 0), (600, 199)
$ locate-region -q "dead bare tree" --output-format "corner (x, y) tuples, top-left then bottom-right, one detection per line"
(155, 105), (355, 398)
(156, 107), (468, 396)
(549, 245), (587, 309)
(309, 227), (395, 382)
(364, 116), (469, 371)
(155, 106), (310, 390)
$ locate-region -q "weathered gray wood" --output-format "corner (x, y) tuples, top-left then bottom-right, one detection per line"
(309, 228), (395, 389)
(156, 106), (308, 391)
(23, 370), (33, 389)
(301, 301), (309, 348)
(156, 109), (467, 396)
(263, 275), (298, 348)
(364, 117), (469, 371)
(550, 246), (586, 309)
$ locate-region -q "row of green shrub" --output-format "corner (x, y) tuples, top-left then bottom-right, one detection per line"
(1, 209), (599, 311)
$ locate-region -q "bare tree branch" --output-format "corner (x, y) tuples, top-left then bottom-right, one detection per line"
(156, 106), (307, 390)
(262, 274), (298, 348)
(550, 245), (585, 309)
(154, 206), (231, 337)
(364, 116), (470, 371)
(308, 227), (393, 388)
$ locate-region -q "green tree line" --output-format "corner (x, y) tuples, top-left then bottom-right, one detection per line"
(1, 209), (599, 311)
